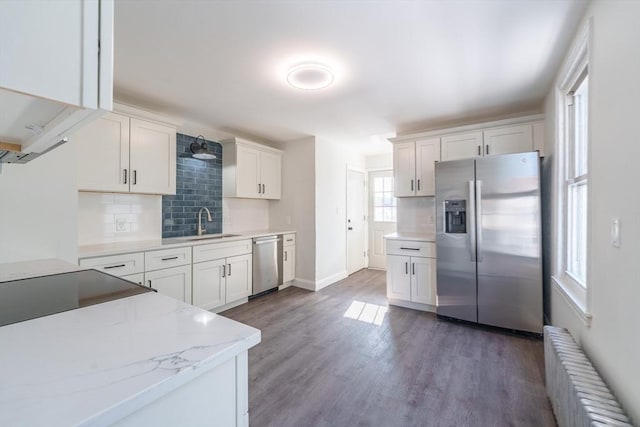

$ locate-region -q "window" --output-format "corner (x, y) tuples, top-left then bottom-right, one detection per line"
(566, 73), (589, 286)
(373, 176), (396, 222)
(554, 19), (591, 320)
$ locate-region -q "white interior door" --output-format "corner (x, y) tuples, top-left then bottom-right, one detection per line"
(346, 169), (366, 275)
(368, 170), (397, 269)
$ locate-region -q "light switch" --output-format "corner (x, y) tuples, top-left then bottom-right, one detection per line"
(611, 218), (621, 247)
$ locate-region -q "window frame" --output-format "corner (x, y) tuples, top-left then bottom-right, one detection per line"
(553, 19), (592, 324)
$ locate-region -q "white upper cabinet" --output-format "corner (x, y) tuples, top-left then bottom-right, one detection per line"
(415, 139), (441, 196)
(393, 142), (415, 198)
(222, 138), (282, 200)
(75, 111), (176, 195)
(482, 124), (533, 156)
(235, 144), (261, 197)
(77, 113), (129, 193)
(440, 124), (535, 161)
(393, 138), (440, 197)
(129, 118), (176, 195)
(441, 131), (484, 161)
(259, 150), (282, 199)
(0, 0), (113, 154)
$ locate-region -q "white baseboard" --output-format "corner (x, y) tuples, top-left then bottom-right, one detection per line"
(388, 298), (437, 313)
(292, 278), (316, 291)
(315, 271), (348, 291)
(213, 298), (248, 314)
(291, 271), (349, 292)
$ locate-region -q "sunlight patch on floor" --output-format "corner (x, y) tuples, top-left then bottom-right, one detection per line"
(343, 300), (388, 325)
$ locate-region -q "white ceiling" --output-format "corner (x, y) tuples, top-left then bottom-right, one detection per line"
(113, 0), (588, 154)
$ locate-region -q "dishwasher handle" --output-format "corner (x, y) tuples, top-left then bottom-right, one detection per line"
(253, 236), (282, 244)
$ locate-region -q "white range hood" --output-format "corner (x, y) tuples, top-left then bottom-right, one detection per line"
(0, 0), (114, 165)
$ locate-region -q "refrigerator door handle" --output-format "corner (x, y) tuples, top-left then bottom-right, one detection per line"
(476, 180), (483, 262)
(468, 180), (476, 262)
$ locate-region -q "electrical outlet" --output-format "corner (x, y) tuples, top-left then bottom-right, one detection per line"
(115, 216), (129, 233)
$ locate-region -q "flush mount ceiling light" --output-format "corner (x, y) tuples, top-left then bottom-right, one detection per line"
(286, 63), (334, 90)
(189, 135), (217, 160)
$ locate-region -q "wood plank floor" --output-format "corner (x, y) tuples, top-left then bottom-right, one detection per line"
(221, 269), (556, 427)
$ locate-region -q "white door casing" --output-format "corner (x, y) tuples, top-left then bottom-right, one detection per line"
(368, 170), (396, 269)
(346, 169), (366, 275)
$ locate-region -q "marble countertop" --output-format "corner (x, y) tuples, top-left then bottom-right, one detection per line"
(383, 232), (436, 242)
(0, 260), (261, 427)
(79, 229), (297, 258)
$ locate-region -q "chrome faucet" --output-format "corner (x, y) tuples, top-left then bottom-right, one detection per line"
(197, 207), (213, 236)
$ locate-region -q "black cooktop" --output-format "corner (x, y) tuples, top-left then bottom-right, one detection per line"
(0, 269), (153, 327)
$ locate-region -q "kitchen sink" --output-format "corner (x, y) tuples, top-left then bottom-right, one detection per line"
(176, 233), (241, 241)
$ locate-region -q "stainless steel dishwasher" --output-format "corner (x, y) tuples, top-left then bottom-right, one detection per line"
(252, 235), (283, 295)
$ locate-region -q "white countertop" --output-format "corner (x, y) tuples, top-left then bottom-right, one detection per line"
(0, 260), (261, 427)
(383, 232), (435, 242)
(79, 229), (297, 258)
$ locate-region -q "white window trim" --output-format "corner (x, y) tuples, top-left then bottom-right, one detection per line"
(552, 18), (593, 326)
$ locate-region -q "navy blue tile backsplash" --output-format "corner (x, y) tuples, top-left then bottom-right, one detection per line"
(162, 134), (223, 238)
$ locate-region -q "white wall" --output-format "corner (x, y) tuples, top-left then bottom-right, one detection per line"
(0, 143), (78, 263)
(315, 139), (366, 288)
(269, 137), (316, 285)
(545, 1), (640, 420)
(77, 192), (162, 245)
(365, 153), (392, 171)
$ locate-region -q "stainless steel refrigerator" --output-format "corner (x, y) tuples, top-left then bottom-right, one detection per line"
(435, 151), (542, 333)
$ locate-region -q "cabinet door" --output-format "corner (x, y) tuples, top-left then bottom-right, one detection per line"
(193, 259), (226, 310)
(441, 131), (483, 161)
(410, 257), (437, 305)
(260, 150), (282, 199)
(0, 0), (97, 107)
(122, 273), (144, 286)
(146, 264), (192, 304)
(386, 255), (411, 301)
(393, 141), (416, 197)
(283, 245), (295, 283)
(129, 118), (176, 195)
(76, 112), (130, 193)
(415, 138), (441, 196)
(225, 254), (252, 303)
(235, 145), (260, 198)
(483, 124), (533, 156)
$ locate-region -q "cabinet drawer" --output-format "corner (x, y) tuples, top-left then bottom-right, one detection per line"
(145, 246), (191, 272)
(193, 239), (252, 263)
(79, 252), (144, 277)
(386, 240), (436, 258)
(283, 233), (296, 247)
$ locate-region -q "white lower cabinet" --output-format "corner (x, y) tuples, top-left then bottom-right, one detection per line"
(225, 254), (252, 303)
(122, 273), (144, 285)
(146, 265), (192, 304)
(385, 239), (437, 310)
(282, 233), (296, 283)
(192, 241), (252, 312)
(192, 259), (226, 310)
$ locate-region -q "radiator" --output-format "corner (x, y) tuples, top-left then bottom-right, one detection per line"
(544, 326), (633, 427)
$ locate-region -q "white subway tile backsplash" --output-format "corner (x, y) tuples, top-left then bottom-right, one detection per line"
(396, 197), (436, 234)
(78, 192), (162, 245)
(223, 198), (269, 233)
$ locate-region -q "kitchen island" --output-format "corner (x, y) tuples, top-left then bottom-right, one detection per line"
(0, 259), (261, 427)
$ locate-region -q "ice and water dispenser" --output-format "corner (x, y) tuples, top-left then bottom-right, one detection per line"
(444, 200), (467, 234)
